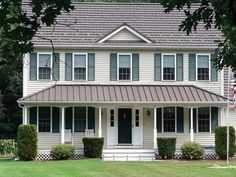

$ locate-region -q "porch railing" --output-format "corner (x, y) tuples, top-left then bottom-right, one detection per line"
(85, 129), (94, 137)
(64, 129), (72, 142)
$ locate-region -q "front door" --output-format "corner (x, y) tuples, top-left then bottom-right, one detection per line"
(118, 108), (132, 144)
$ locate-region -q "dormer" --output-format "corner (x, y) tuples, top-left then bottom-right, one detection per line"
(97, 24), (153, 43)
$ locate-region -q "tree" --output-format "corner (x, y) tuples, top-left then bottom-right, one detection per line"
(0, 0), (74, 138)
(0, 90), (4, 119)
(161, 0), (236, 76)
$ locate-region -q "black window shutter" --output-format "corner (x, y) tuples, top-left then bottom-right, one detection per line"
(211, 107), (218, 133)
(52, 107), (60, 133)
(29, 107), (37, 126)
(177, 107), (184, 133)
(156, 108), (162, 133)
(65, 107), (73, 132)
(88, 107), (95, 132)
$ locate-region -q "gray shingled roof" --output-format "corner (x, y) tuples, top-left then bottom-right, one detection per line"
(24, 3), (223, 48)
(18, 84), (227, 106)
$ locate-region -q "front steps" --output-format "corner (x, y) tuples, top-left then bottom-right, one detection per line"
(102, 149), (156, 161)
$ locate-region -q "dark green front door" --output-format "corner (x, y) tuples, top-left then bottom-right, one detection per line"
(118, 108), (132, 144)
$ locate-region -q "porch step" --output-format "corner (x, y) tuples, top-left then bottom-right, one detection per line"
(102, 149), (156, 161)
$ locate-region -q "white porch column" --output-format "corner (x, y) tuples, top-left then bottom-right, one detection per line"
(190, 108), (194, 142)
(98, 107), (102, 137)
(153, 107), (157, 149)
(23, 107), (28, 125)
(61, 107), (65, 144)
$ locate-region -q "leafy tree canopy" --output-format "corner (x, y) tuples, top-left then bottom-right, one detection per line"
(161, 0), (236, 75)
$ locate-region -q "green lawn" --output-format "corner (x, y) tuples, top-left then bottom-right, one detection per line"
(0, 159), (235, 177)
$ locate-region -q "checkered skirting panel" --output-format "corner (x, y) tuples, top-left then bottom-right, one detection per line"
(156, 149), (218, 159)
(36, 150), (85, 160)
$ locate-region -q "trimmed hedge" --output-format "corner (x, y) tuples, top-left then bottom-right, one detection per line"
(157, 138), (176, 159)
(215, 126), (236, 159)
(83, 138), (104, 158)
(181, 141), (204, 160)
(50, 144), (75, 160)
(17, 125), (38, 161)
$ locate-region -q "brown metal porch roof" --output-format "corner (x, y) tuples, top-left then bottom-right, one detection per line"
(18, 84), (227, 104)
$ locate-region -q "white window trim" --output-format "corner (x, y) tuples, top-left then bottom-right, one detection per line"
(72, 53), (88, 81)
(37, 53), (52, 80)
(196, 107), (211, 133)
(117, 53), (132, 81)
(162, 107), (177, 133)
(196, 54), (211, 81)
(161, 53), (176, 81)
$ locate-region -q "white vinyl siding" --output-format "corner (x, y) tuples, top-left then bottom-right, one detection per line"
(107, 28), (143, 41)
(26, 50), (221, 96)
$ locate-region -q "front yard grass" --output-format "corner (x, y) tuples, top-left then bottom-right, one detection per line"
(0, 159), (235, 177)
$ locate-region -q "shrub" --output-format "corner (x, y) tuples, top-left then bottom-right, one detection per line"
(83, 138), (104, 158)
(215, 126), (236, 159)
(157, 138), (176, 159)
(17, 124), (38, 161)
(181, 141), (204, 160)
(50, 144), (75, 160)
(0, 139), (16, 156)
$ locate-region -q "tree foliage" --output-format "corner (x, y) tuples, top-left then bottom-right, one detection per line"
(0, 0), (74, 138)
(161, 0), (236, 76)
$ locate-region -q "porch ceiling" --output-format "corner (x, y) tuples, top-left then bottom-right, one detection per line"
(18, 84), (228, 107)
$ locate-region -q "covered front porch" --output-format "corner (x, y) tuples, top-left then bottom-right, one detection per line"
(18, 84), (228, 160)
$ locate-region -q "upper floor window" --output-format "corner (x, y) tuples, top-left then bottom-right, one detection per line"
(118, 54), (131, 81)
(162, 54), (176, 81)
(73, 54), (87, 80)
(38, 54), (52, 80)
(198, 107), (210, 132)
(163, 107), (176, 132)
(197, 54), (210, 81)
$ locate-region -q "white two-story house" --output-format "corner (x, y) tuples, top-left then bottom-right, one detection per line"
(18, 3), (236, 160)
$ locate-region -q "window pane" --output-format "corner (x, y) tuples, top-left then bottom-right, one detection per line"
(39, 54), (51, 80)
(198, 55), (209, 68)
(197, 55), (209, 80)
(119, 55), (130, 67)
(164, 107), (175, 132)
(163, 55), (175, 80)
(74, 54), (86, 80)
(39, 54), (51, 67)
(74, 107), (86, 132)
(198, 107), (210, 132)
(163, 55), (175, 67)
(119, 55), (131, 80)
(39, 107), (51, 132)
(74, 55), (86, 67)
